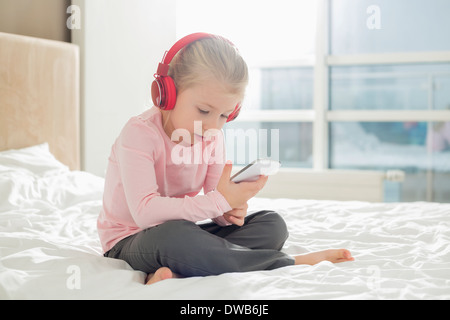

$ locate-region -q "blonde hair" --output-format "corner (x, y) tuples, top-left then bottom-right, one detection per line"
(168, 35), (248, 98)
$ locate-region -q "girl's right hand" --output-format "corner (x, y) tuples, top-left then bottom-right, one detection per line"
(217, 161), (268, 209)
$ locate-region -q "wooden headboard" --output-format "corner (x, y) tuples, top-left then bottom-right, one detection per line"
(0, 32), (80, 170)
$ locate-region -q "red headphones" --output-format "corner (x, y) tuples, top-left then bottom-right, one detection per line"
(151, 32), (241, 122)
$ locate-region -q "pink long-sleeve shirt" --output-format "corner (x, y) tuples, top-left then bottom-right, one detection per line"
(97, 107), (232, 252)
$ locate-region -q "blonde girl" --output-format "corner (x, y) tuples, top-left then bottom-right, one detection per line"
(97, 33), (353, 285)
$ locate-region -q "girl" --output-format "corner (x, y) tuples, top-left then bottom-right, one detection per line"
(97, 33), (354, 285)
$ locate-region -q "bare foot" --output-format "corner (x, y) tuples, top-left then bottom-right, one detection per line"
(145, 267), (174, 285)
(294, 249), (354, 266)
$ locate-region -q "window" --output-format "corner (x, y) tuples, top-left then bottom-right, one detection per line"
(176, 0), (450, 202)
(327, 0), (450, 202)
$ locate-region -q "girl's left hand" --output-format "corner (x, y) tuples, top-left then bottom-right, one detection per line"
(223, 203), (248, 226)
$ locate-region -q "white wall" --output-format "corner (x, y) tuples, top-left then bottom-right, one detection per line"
(72, 0), (176, 176)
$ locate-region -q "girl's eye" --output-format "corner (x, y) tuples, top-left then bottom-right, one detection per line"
(198, 108), (209, 115)
(221, 114), (229, 119)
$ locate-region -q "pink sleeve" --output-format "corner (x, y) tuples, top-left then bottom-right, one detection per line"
(116, 121), (232, 229)
(203, 131), (232, 227)
(204, 162), (231, 226)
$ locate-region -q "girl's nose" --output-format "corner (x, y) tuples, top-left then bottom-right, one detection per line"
(202, 122), (223, 139)
(203, 118), (220, 132)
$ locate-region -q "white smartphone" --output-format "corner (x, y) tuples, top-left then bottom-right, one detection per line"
(230, 159), (281, 183)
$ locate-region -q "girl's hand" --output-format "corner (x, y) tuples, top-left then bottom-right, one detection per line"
(223, 203), (248, 226)
(217, 161), (268, 210)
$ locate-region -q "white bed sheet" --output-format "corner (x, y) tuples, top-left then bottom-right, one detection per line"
(1, 144), (449, 300)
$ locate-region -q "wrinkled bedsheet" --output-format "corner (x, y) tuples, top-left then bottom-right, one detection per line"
(1, 144), (449, 299)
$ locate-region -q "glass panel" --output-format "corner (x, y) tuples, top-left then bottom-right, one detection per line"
(330, 64), (450, 110)
(430, 122), (450, 203)
(435, 75), (450, 111)
(330, 0), (450, 55)
(329, 121), (450, 202)
(225, 121), (313, 168)
(259, 67), (313, 110)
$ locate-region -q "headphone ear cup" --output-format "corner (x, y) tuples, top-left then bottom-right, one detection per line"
(227, 104), (241, 122)
(151, 76), (177, 110)
(151, 78), (163, 107)
(161, 76), (177, 110)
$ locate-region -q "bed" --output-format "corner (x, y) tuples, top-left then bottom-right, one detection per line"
(1, 32), (450, 300)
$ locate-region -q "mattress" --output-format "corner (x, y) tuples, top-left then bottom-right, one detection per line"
(1, 144), (449, 300)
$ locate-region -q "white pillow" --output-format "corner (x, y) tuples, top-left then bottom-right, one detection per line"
(0, 143), (68, 175)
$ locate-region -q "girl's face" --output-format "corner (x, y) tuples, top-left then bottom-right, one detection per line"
(160, 80), (241, 145)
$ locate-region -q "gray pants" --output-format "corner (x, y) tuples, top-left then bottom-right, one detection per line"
(104, 210), (295, 277)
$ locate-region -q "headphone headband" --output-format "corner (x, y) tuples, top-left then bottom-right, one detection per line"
(164, 33), (213, 65)
(156, 33), (214, 77)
